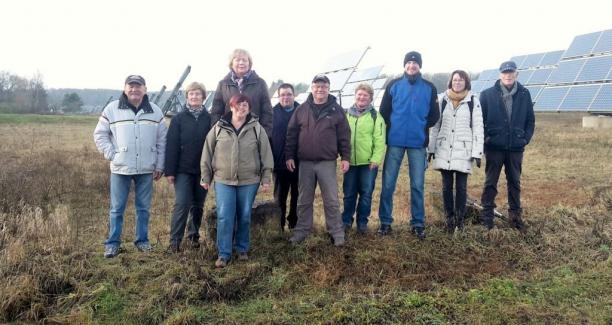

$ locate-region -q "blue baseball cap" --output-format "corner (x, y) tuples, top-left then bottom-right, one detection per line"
(499, 61), (517, 73)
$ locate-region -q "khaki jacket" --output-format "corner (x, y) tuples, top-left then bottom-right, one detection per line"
(201, 114), (273, 186)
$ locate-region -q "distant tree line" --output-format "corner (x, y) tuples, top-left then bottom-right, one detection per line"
(0, 71), (49, 113)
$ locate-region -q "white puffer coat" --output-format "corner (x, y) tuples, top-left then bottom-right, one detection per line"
(428, 91), (484, 174)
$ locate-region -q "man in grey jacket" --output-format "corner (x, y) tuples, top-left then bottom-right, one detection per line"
(93, 75), (167, 258)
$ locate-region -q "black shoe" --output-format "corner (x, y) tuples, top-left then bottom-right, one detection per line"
(483, 218), (494, 230)
(411, 227), (426, 240)
(455, 215), (465, 231)
(343, 223), (352, 232)
(166, 242), (180, 254)
(511, 218), (525, 231)
(186, 235), (200, 249)
(377, 224), (392, 235)
(445, 217), (455, 233)
(357, 224), (368, 235)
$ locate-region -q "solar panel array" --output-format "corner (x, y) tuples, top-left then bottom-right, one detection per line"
(472, 28), (612, 112)
(294, 47), (388, 110)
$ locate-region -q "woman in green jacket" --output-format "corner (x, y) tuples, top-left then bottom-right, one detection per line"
(342, 83), (386, 234)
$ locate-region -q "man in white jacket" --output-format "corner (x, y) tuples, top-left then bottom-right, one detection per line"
(93, 75), (167, 258)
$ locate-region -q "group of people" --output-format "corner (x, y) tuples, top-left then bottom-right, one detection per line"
(93, 49), (535, 268)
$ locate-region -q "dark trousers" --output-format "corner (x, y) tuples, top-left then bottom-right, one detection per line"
(274, 169), (299, 229)
(169, 173), (207, 244)
(440, 170), (468, 217)
(481, 150), (523, 221)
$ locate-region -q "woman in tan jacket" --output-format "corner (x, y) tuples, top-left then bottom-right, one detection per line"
(201, 94), (273, 268)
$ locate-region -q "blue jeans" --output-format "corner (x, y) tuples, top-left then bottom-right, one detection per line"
(105, 173), (153, 248)
(169, 173), (207, 244)
(378, 146), (427, 228)
(215, 182), (259, 260)
(342, 165), (378, 228)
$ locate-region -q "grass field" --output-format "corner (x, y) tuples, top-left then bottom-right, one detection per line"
(0, 113), (610, 324)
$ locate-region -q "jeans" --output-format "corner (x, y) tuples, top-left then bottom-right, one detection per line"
(342, 165), (378, 228)
(440, 170), (468, 217)
(169, 173), (207, 244)
(378, 146), (427, 228)
(105, 173), (153, 248)
(273, 169), (299, 229)
(214, 182), (259, 260)
(481, 150), (523, 222)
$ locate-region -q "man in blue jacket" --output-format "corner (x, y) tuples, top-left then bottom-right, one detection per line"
(479, 61), (535, 230)
(378, 51), (439, 239)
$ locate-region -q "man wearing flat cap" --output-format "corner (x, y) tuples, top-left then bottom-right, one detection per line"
(478, 61), (535, 231)
(94, 75), (168, 258)
(285, 74), (351, 246)
(378, 51), (440, 239)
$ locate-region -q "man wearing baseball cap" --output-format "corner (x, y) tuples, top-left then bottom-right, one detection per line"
(479, 61), (535, 231)
(377, 51), (440, 239)
(94, 74), (168, 257)
(285, 73), (351, 246)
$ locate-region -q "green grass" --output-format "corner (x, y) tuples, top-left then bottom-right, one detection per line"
(0, 112), (611, 323)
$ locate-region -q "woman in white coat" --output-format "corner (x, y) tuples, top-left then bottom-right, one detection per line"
(428, 70), (484, 232)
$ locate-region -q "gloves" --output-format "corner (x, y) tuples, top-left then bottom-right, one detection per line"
(427, 153), (434, 162)
(474, 158), (481, 168)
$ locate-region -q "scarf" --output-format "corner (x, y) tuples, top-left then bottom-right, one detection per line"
(446, 89), (468, 109)
(348, 104), (373, 117)
(186, 104), (203, 120)
(230, 70), (253, 93)
(500, 82), (517, 120)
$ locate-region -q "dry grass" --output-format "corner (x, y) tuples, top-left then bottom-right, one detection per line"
(0, 113), (610, 323)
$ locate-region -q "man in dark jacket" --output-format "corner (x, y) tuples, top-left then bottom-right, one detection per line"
(210, 49), (273, 136)
(271, 83), (300, 231)
(377, 51), (439, 239)
(285, 74), (351, 246)
(479, 61), (535, 230)
(164, 82), (212, 252)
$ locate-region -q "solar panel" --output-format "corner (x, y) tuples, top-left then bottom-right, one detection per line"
(371, 78), (387, 90)
(342, 81), (372, 96)
(348, 66), (383, 83)
(525, 86), (544, 101)
(589, 83), (612, 112)
(321, 48), (367, 72)
(527, 68), (555, 85)
(517, 70), (534, 84)
(592, 29), (612, 54)
(478, 69), (498, 81)
(562, 31), (601, 58)
(539, 50), (564, 66)
(341, 95), (355, 108)
(558, 85), (601, 111)
(520, 53), (545, 69)
(575, 55), (612, 82)
(509, 55), (527, 68)
(534, 86), (570, 111)
(324, 70), (353, 92)
(374, 89), (385, 108)
(546, 59), (586, 84)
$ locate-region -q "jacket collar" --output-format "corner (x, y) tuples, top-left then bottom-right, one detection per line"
(306, 93), (338, 109)
(494, 80), (524, 94)
(222, 70), (261, 86)
(273, 101), (299, 111)
(118, 93), (153, 113)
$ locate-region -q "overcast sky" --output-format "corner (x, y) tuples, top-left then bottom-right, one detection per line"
(3, 0), (610, 91)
